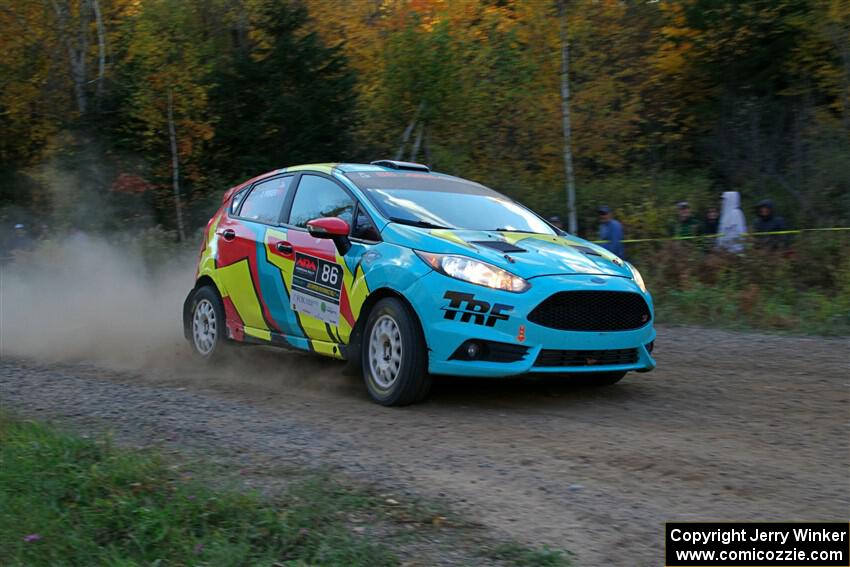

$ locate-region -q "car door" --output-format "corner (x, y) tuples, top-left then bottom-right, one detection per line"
(215, 174), (298, 342)
(278, 173), (377, 356)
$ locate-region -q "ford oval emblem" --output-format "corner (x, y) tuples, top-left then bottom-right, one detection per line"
(591, 277), (605, 284)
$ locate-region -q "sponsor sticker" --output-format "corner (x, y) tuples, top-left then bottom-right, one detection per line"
(442, 291), (513, 327)
(290, 252), (343, 325)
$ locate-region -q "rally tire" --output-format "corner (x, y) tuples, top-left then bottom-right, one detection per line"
(361, 297), (431, 406)
(189, 286), (228, 361)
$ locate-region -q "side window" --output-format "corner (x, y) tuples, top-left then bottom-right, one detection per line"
(288, 175), (355, 228)
(230, 187), (249, 214)
(238, 176), (293, 224)
(352, 208), (380, 241)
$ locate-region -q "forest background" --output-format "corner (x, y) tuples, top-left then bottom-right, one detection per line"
(2, 0), (848, 332)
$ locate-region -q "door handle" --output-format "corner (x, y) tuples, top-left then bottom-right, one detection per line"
(220, 229), (236, 241)
(276, 241), (293, 254)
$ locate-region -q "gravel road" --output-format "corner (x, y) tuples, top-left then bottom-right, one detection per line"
(1, 326), (848, 566)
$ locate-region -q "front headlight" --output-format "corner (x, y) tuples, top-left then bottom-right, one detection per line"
(628, 262), (647, 293)
(415, 251), (530, 292)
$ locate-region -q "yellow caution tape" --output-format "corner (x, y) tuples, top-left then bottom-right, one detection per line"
(592, 226), (850, 245)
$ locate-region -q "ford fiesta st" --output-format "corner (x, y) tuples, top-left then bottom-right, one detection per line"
(183, 160), (656, 405)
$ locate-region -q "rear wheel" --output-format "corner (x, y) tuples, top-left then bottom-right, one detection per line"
(190, 286), (228, 361)
(361, 297), (431, 406)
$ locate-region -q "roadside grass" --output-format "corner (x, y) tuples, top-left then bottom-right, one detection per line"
(487, 542), (571, 566)
(0, 414), (396, 566)
(0, 414), (571, 566)
(653, 284), (850, 336)
(637, 236), (850, 336)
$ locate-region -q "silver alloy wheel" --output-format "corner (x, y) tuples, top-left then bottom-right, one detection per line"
(192, 298), (217, 355)
(368, 314), (403, 389)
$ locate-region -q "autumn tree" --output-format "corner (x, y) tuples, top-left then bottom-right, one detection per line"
(0, 1), (68, 208)
(1, 0), (847, 234)
(205, 0), (357, 180)
(117, 0), (214, 239)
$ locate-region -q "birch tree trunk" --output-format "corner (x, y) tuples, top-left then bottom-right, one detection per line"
(423, 125), (432, 166)
(51, 0), (89, 115)
(167, 89), (186, 242)
(825, 23), (850, 135)
(409, 122), (424, 162)
(558, 0), (578, 234)
(90, 0), (106, 107)
(395, 101), (424, 160)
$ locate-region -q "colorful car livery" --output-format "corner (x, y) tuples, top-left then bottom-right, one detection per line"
(183, 160), (656, 405)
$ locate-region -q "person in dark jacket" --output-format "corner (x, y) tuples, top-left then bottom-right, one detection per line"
(597, 205), (625, 258)
(8, 224), (33, 253)
(2, 223), (33, 264)
(702, 206), (720, 236)
(671, 201), (700, 239)
(752, 199), (789, 249)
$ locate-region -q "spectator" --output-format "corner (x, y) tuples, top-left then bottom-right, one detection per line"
(716, 191), (747, 254)
(8, 223), (33, 254)
(752, 199), (789, 250)
(703, 206), (720, 236)
(671, 201), (700, 239)
(597, 205), (624, 258)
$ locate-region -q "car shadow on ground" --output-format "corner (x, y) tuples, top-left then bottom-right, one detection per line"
(423, 373), (653, 408)
(180, 345), (657, 411)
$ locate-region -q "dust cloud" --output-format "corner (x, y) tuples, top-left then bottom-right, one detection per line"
(1, 233), (193, 369)
(0, 232), (355, 397)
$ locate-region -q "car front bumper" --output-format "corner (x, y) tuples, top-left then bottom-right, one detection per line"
(406, 271), (657, 378)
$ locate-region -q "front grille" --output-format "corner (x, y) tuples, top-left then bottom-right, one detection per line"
(527, 291), (651, 331)
(535, 348), (638, 367)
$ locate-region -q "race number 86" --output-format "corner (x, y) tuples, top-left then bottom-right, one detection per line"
(320, 263), (341, 287)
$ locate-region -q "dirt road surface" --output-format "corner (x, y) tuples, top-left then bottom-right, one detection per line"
(1, 326), (848, 566)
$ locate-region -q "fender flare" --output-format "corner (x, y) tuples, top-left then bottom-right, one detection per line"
(342, 287), (427, 375)
(182, 276), (220, 341)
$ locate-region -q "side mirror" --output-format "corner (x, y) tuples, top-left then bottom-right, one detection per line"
(307, 217), (351, 254)
(307, 217), (350, 237)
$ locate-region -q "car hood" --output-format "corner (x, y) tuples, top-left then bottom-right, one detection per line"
(382, 225), (633, 279)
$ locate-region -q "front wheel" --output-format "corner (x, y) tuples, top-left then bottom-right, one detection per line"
(189, 286), (228, 361)
(361, 297), (431, 406)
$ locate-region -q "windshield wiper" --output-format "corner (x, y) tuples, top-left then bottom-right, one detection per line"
(388, 217), (452, 230)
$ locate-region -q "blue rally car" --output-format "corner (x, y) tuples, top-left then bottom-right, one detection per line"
(184, 160), (656, 405)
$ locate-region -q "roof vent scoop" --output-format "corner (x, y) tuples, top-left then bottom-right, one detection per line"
(370, 160), (430, 172)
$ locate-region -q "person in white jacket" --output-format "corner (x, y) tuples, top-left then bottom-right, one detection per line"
(716, 191), (747, 254)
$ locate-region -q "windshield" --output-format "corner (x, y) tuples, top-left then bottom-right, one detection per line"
(344, 171), (555, 234)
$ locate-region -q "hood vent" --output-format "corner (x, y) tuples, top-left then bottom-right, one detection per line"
(570, 245), (602, 256)
(470, 240), (527, 253)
